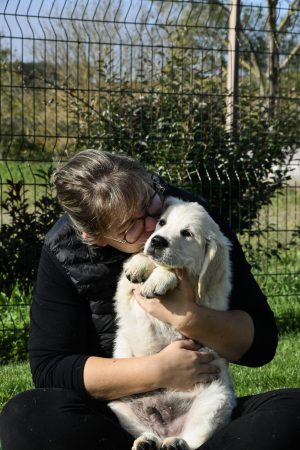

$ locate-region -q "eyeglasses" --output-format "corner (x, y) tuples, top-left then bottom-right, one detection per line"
(104, 192), (163, 244)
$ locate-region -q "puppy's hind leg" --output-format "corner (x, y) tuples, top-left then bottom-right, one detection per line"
(179, 383), (235, 449)
(132, 432), (162, 450)
(108, 401), (162, 450)
(161, 437), (190, 450)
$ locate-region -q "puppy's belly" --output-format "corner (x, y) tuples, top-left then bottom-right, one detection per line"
(129, 391), (193, 439)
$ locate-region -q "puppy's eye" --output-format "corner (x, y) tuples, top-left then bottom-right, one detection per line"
(158, 219), (166, 226)
(181, 229), (193, 238)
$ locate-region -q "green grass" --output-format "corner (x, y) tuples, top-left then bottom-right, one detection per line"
(0, 160), (54, 223)
(0, 362), (33, 411)
(0, 160), (53, 184)
(256, 250), (300, 334)
(231, 332), (300, 397)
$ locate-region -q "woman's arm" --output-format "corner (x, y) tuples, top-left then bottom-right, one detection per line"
(29, 246), (90, 392)
(179, 307), (254, 363)
(83, 339), (219, 400)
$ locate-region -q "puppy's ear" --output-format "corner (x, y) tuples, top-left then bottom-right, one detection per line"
(197, 234), (229, 300)
(163, 196), (185, 210)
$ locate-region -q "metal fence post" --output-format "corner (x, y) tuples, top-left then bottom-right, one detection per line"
(226, 0), (241, 135)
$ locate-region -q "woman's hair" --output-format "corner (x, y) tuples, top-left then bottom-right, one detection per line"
(53, 150), (153, 244)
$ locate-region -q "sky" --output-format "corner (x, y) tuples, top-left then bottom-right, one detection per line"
(0, 0), (296, 60)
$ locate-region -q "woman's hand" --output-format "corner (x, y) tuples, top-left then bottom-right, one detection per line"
(84, 339), (219, 399)
(133, 269), (197, 331)
(154, 339), (219, 391)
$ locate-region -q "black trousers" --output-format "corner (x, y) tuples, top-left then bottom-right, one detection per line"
(1, 388), (300, 450)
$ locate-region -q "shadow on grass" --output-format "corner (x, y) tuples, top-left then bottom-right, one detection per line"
(276, 313), (300, 335)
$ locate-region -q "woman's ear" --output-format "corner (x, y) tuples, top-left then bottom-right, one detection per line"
(81, 231), (108, 246)
(81, 231), (89, 241)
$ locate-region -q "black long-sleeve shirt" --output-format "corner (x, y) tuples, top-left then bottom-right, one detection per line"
(29, 188), (278, 395)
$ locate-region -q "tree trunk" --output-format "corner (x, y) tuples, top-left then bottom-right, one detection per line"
(226, 0), (241, 136)
(268, 0), (279, 117)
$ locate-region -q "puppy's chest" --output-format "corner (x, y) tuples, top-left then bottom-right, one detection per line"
(121, 312), (182, 356)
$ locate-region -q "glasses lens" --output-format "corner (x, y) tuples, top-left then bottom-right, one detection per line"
(125, 218), (145, 244)
(123, 192), (163, 244)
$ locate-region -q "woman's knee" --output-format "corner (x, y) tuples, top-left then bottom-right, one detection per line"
(0, 390), (37, 449)
(0, 388), (133, 450)
(0, 389), (89, 449)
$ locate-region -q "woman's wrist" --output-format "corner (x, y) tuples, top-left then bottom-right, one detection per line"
(175, 302), (205, 339)
(178, 307), (255, 362)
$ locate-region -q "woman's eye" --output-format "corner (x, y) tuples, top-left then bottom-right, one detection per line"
(181, 229), (193, 237)
(158, 219), (166, 226)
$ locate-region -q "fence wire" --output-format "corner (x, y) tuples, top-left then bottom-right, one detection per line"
(0, 0), (299, 362)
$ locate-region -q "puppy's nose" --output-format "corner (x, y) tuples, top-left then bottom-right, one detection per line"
(150, 235), (168, 249)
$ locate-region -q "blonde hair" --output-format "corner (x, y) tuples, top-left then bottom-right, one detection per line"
(53, 150), (153, 244)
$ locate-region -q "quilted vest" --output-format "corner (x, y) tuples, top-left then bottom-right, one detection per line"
(44, 213), (129, 357)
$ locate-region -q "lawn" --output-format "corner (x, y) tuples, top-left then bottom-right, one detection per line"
(231, 331), (300, 397)
(0, 160), (54, 223)
(0, 362), (33, 411)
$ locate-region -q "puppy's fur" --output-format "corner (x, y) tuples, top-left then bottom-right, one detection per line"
(109, 197), (236, 450)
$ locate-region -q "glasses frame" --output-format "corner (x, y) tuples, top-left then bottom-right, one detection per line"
(104, 191), (162, 244)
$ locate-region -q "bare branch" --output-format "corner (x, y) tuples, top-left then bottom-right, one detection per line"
(280, 42), (300, 70)
(278, 0), (300, 34)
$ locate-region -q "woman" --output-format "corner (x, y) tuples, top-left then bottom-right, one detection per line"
(0, 149), (299, 450)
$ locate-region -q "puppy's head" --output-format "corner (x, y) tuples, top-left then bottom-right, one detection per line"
(144, 196), (231, 298)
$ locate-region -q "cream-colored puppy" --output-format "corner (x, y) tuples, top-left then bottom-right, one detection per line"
(109, 197), (236, 450)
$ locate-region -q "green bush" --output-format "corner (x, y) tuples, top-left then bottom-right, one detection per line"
(0, 167), (62, 295)
(0, 167), (62, 362)
(0, 286), (31, 364)
(74, 80), (297, 235)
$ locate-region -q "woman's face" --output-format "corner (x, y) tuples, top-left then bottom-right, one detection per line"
(95, 192), (163, 254)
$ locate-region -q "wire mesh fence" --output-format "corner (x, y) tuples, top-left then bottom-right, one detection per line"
(0, 0), (299, 362)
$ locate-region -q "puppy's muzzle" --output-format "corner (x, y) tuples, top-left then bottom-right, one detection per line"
(146, 235), (169, 258)
(150, 235), (169, 249)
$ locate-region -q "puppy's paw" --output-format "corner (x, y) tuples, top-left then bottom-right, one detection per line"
(140, 269), (178, 298)
(125, 254), (155, 283)
(126, 266), (153, 284)
(132, 432), (161, 450)
(162, 437), (190, 450)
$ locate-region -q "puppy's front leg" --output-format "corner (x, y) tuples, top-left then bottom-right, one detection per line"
(140, 267), (178, 298)
(124, 253), (156, 283)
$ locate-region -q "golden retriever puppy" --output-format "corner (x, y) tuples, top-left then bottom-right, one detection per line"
(109, 197), (236, 450)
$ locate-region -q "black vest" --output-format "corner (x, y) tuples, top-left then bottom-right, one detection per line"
(45, 214), (130, 357)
